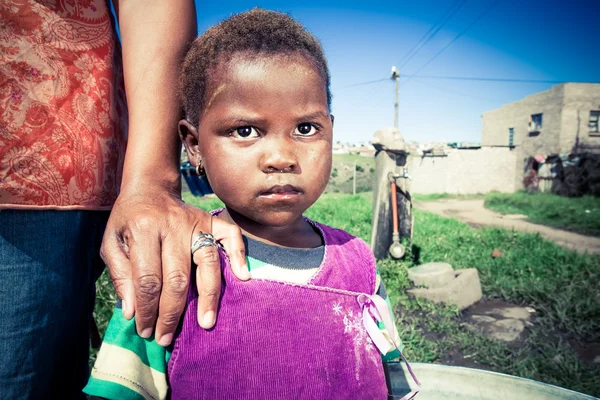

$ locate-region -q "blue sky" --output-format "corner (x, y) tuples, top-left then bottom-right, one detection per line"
(194, 0), (599, 144)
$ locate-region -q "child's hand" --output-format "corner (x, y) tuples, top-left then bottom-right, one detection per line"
(100, 187), (249, 346)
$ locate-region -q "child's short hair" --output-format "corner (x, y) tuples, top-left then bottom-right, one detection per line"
(180, 8), (332, 126)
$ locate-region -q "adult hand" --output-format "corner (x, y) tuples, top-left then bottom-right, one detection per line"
(100, 187), (249, 347)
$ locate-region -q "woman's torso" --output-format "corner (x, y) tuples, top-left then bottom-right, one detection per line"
(0, 0), (127, 210)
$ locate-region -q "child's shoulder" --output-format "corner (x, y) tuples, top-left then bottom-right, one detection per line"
(308, 219), (374, 258)
(311, 220), (361, 242)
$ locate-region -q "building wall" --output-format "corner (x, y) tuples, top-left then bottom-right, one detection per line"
(482, 83), (600, 156)
(481, 84), (565, 156)
(480, 83), (600, 193)
(561, 83), (600, 152)
(407, 147), (517, 194)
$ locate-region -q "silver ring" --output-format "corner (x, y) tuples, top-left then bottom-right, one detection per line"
(191, 232), (217, 254)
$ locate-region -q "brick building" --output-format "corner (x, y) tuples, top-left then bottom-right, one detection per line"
(482, 83), (600, 154)
(481, 83), (600, 189)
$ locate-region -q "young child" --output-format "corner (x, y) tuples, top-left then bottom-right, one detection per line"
(85, 8), (418, 400)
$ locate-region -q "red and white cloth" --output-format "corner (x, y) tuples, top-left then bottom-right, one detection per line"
(0, 0), (127, 210)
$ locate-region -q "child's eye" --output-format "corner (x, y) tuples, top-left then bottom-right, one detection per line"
(231, 126), (259, 139)
(295, 123), (318, 136)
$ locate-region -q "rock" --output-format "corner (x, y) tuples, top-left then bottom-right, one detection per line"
(487, 319), (526, 342)
(407, 262), (455, 289)
(471, 315), (497, 324)
(465, 316), (526, 343)
(491, 248), (502, 258)
(465, 300), (535, 343)
(407, 268), (483, 310)
(594, 355), (600, 364)
(484, 306), (532, 321)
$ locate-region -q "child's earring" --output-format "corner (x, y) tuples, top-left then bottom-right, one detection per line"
(196, 159), (205, 177)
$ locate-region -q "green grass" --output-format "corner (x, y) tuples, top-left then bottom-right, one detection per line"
(326, 154), (375, 194)
(183, 193), (225, 210)
(412, 210), (600, 341)
(332, 153), (375, 167)
(306, 194), (600, 396)
(392, 210), (600, 396)
(485, 191), (600, 237)
(411, 193), (485, 201)
(94, 192), (600, 396)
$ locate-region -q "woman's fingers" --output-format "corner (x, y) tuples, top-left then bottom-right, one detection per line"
(192, 240), (222, 329)
(154, 234), (190, 346)
(100, 226), (135, 320)
(211, 218), (249, 281)
(128, 224), (163, 338)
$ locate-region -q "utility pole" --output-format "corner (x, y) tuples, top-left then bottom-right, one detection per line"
(370, 127), (411, 260)
(353, 160), (357, 196)
(391, 66), (400, 129)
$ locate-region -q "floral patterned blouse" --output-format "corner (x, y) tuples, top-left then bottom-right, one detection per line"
(0, 0), (127, 210)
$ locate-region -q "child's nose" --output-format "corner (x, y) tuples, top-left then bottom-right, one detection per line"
(260, 137), (298, 173)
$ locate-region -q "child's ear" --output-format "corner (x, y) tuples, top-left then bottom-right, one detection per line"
(178, 119), (202, 165)
(330, 114), (335, 127)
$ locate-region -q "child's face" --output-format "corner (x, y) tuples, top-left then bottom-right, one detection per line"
(183, 54), (333, 228)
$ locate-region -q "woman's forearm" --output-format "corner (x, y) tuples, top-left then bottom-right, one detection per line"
(115, 0), (197, 192)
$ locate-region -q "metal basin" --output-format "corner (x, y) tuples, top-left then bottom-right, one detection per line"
(388, 363), (597, 399)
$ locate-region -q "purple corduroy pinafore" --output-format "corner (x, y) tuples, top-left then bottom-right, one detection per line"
(168, 220), (389, 399)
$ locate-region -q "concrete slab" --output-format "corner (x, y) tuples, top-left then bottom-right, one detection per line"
(484, 306), (531, 321)
(490, 319), (526, 342)
(466, 317), (527, 342)
(407, 262), (455, 289)
(407, 268), (483, 310)
(463, 300), (535, 343)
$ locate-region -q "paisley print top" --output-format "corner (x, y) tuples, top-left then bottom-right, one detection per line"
(0, 0), (127, 210)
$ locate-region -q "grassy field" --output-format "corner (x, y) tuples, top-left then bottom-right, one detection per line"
(485, 191), (600, 237)
(331, 153), (376, 167)
(412, 193), (485, 201)
(327, 154), (375, 194)
(93, 192), (600, 396)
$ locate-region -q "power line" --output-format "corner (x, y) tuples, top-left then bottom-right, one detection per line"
(343, 74), (597, 88)
(399, 0), (468, 70)
(403, 0), (501, 85)
(344, 1), (468, 91)
(403, 75), (590, 84)
(341, 78), (388, 88)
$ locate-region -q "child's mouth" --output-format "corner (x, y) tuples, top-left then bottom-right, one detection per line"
(259, 185), (303, 201)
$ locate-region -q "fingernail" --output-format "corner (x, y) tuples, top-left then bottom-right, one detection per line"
(158, 333), (173, 347)
(201, 311), (215, 328)
(121, 300), (128, 316)
(140, 328), (153, 339)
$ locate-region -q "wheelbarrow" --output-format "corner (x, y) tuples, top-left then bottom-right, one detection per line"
(387, 362), (596, 399)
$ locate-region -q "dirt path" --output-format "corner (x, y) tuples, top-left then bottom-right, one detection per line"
(414, 199), (600, 255)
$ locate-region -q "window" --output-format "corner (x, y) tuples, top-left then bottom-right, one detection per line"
(589, 110), (600, 133)
(508, 127), (514, 147)
(529, 114), (543, 132)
